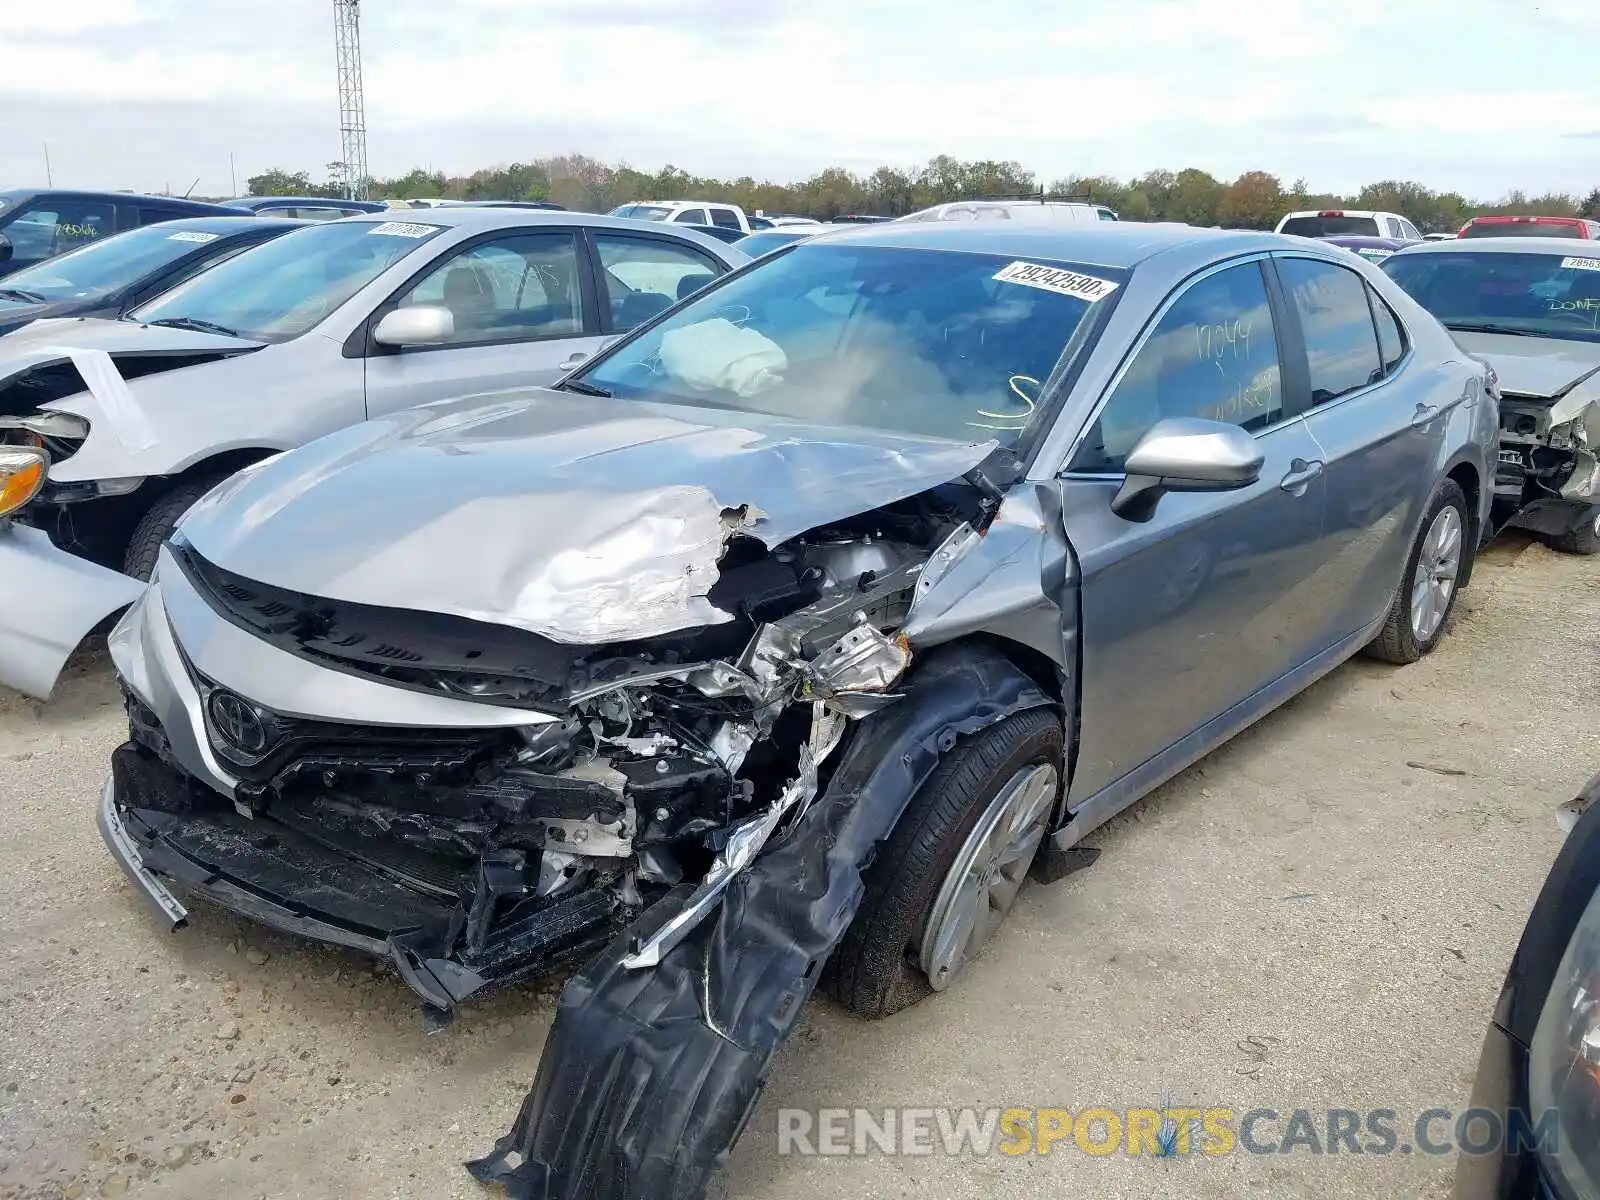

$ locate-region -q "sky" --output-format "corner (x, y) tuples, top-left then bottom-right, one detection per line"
(6, 0), (1598, 200)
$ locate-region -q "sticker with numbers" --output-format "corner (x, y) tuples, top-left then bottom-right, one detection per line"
(167, 231), (220, 243)
(992, 261), (1120, 302)
(1561, 256), (1600, 272)
(367, 221), (437, 238)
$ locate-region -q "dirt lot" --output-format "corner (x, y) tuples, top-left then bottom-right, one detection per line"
(0, 534), (1594, 1200)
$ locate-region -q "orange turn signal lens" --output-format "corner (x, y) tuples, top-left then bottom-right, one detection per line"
(0, 448), (47, 517)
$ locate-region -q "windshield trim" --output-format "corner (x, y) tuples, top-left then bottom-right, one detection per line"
(570, 241), (1127, 461)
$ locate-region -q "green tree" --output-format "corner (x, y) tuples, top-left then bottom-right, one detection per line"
(1217, 171), (1284, 229)
(245, 168), (315, 196)
(1168, 168), (1226, 226)
(1581, 188), (1600, 220)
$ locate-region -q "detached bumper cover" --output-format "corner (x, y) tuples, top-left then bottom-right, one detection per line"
(0, 521), (142, 698)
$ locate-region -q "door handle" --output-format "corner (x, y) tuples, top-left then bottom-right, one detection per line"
(559, 352), (589, 370)
(1410, 402), (1439, 428)
(1278, 458), (1324, 494)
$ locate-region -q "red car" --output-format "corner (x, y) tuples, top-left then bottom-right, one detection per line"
(1458, 215), (1600, 239)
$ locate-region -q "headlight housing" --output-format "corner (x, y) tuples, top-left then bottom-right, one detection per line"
(0, 447), (47, 516)
(1529, 881), (1600, 1196)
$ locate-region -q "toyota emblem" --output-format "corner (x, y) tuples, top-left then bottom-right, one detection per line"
(207, 690), (269, 755)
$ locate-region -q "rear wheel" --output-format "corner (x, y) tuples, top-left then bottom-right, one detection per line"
(823, 707), (1063, 1019)
(122, 477), (224, 581)
(1365, 479), (1470, 665)
(1548, 507), (1600, 556)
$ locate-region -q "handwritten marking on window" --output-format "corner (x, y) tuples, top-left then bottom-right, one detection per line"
(967, 374), (1039, 432)
(1193, 316), (1252, 374)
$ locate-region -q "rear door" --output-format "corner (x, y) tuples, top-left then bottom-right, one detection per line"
(1061, 257), (1329, 809)
(1271, 253), (1445, 646)
(360, 226), (605, 417)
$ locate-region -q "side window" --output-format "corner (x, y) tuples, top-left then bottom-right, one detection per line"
(137, 207), (182, 227)
(674, 208), (708, 225)
(592, 233), (722, 331)
(1278, 257), (1383, 405)
(394, 231), (583, 344)
(1, 201), (115, 261)
(1368, 287), (1407, 375)
(1073, 261), (1284, 473)
(709, 207), (742, 230)
(1399, 218), (1420, 241)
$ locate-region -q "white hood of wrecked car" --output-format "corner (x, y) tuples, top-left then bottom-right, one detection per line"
(176, 389), (996, 644)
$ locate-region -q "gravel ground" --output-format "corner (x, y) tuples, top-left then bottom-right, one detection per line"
(0, 534), (1593, 1200)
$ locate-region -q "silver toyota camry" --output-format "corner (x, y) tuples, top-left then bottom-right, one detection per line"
(93, 221), (1497, 1200)
(0, 208), (746, 697)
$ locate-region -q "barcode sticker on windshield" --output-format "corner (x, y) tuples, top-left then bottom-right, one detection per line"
(367, 221), (436, 238)
(1357, 248), (1393, 260)
(993, 261), (1120, 302)
(166, 231), (220, 243)
(1562, 256), (1600, 272)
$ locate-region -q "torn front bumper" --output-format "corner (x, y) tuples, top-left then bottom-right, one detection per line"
(98, 746), (625, 1017)
(0, 520), (142, 698)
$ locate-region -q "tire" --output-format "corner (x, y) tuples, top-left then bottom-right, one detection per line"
(1364, 478), (1471, 665)
(122, 477), (223, 581)
(823, 707), (1064, 1019)
(1548, 507), (1600, 556)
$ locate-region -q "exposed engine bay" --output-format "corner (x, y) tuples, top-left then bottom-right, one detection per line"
(113, 472), (1002, 1023)
(1494, 389), (1600, 514)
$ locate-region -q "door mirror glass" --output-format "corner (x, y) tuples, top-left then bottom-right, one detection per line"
(373, 304), (454, 347)
(1111, 417), (1264, 521)
(0, 235), (12, 264)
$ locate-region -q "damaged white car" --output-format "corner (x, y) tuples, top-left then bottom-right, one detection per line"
(0, 209), (742, 698)
(97, 223), (1496, 1199)
(1384, 238), (1600, 553)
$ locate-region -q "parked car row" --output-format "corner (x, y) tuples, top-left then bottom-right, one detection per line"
(0, 195), (1591, 1200)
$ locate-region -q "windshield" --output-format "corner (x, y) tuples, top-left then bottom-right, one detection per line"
(1280, 215), (1381, 237)
(577, 243), (1121, 448)
(1383, 250), (1600, 342)
(1460, 220), (1583, 239)
(128, 219), (442, 341)
(610, 205), (671, 221)
(0, 223), (231, 302)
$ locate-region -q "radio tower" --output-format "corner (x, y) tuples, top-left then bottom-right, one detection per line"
(333, 0), (368, 199)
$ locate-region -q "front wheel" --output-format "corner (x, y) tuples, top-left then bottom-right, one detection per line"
(1548, 506), (1600, 556)
(1364, 478), (1470, 665)
(823, 707), (1063, 1019)
(122, 477), (225, 581)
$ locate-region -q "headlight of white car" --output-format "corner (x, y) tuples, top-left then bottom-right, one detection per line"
(0, 446), (47, 516)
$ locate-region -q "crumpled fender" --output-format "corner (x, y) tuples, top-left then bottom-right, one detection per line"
(467, 644), (1055, 1200)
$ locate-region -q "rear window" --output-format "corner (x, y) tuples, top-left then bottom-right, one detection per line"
(1460, 219), (1584, 240)
(610, 204), (671, 221)
(1280, 215), (1381, 238)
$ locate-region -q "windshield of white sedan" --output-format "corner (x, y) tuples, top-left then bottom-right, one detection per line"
(0, 224), (224, 302)
(578, 244), (1121, 447)
(129, 219), (443, 341)
(1383, 250), (1600, 342)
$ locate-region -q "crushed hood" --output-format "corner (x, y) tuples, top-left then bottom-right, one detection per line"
(176, 389), (997, 644)
(1454, 331), (1600, 399)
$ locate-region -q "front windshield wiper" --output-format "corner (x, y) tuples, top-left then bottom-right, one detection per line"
(1443, 322), (1543, 338)
(0, 287), (47, 303)
(555, 378), (614, 398)
(143, 316), (241, 337)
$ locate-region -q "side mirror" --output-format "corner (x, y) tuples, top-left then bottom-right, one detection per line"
(1111, 418), (1264, 522)
(373, 305), (454, 348)
(0, 235), (12, 264)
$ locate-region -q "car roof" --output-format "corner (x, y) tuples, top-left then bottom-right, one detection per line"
(808, 220), (1289, 270)
(1389, 236), (1597, 258)
(1280, 209), (1396, 219)
(331, 208), (745, 257)
(0, 188), (236, 211)
(140, 215), (316, 234)
(224, 196), (386, 210)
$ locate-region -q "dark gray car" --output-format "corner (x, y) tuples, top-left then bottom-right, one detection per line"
(95, 221), (1497, 1199)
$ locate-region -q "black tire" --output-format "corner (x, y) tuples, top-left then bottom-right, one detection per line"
(1548, 507), (1600, 556)
(1364, 478), (1471, 665)
(122, 477), (223, 581)
(823, 707), (1064, 1019)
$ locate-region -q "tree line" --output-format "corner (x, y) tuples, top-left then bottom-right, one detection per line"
(246, 155), (1600, 233)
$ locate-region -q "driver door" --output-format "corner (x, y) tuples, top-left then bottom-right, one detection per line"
(361, 229), (607, 419)
(1058, 257), (1330, 817)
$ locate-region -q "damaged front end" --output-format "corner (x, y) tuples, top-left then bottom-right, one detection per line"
(1494, 385), (1600, 533)
(101, 454), (998, 1027)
